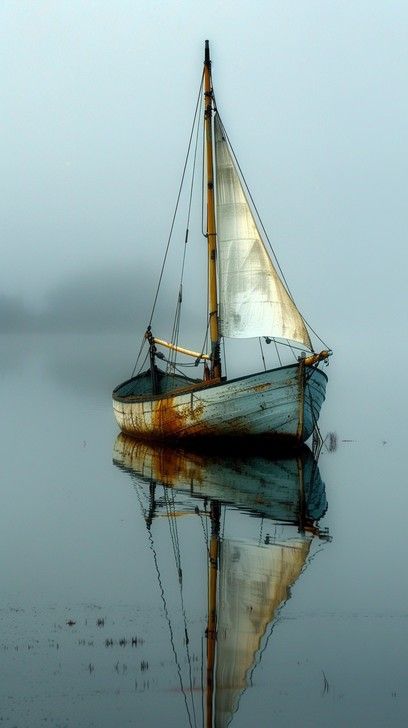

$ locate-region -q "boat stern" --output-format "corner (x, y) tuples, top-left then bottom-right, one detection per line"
(302, 365), (328, 441)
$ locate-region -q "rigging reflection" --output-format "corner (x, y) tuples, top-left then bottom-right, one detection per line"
(113, 435), (329, 728)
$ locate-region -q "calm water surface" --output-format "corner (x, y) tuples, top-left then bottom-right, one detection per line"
(0, 333), (406, 727)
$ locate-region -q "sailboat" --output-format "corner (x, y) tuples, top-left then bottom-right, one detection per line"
(113, 436), (329, 727)
(112, 42), (332, 444)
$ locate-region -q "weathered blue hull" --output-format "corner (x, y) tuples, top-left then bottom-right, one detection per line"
(112, 362), (327, 444)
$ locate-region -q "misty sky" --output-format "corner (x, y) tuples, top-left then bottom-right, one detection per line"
(2, 0), (407, 353)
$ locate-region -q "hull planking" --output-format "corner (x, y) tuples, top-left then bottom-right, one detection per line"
(112, 362), (327, 445)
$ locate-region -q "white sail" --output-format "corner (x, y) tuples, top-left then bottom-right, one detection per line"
(215, 536), (311, 728)
(214, 115), (312, 349)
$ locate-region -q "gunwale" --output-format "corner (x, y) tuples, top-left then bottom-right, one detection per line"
(112, 362), (328, 404)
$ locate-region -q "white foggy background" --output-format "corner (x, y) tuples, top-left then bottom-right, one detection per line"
(1, 0), (407, 438)
(1, 6), (408, 726)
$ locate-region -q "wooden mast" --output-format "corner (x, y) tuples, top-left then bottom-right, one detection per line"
(204, 40), (221, 379)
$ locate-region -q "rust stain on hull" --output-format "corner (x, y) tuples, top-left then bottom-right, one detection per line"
(148, 391), (248, 439)
(252, 382), (272, 393)
(151, 396), (206, 437)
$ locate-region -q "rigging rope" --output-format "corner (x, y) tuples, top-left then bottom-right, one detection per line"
(129, 476), (195, 728)
(168, 89), (203, 375)
(147, 526), (195, 728)
(258, 337), (267, 372)
(195, 504), (210, 558)
(163, 485), (198, 727)
(199, 316), (210, 365)
(129, 73), (204, 380)
(130, 336), (148, 378)
(273, 338), (282, 366)
(269, 338), (307, 353)
(148, 73), (203, 329)
(288, 340), (298, 362)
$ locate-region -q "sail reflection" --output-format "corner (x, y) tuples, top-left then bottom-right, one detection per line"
(113, 435), (329, 728)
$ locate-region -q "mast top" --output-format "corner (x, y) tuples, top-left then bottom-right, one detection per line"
(205, 40), (210, 68)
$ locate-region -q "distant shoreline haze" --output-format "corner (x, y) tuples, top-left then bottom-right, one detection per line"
(0, 267), (201, 334)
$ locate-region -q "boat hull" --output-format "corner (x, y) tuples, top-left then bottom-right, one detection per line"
(112, 363), (327, 444)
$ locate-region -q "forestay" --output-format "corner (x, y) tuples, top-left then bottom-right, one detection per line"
(214, 115), (312, 349)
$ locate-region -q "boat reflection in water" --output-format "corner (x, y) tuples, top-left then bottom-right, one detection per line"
(113, 434), (329, 728)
